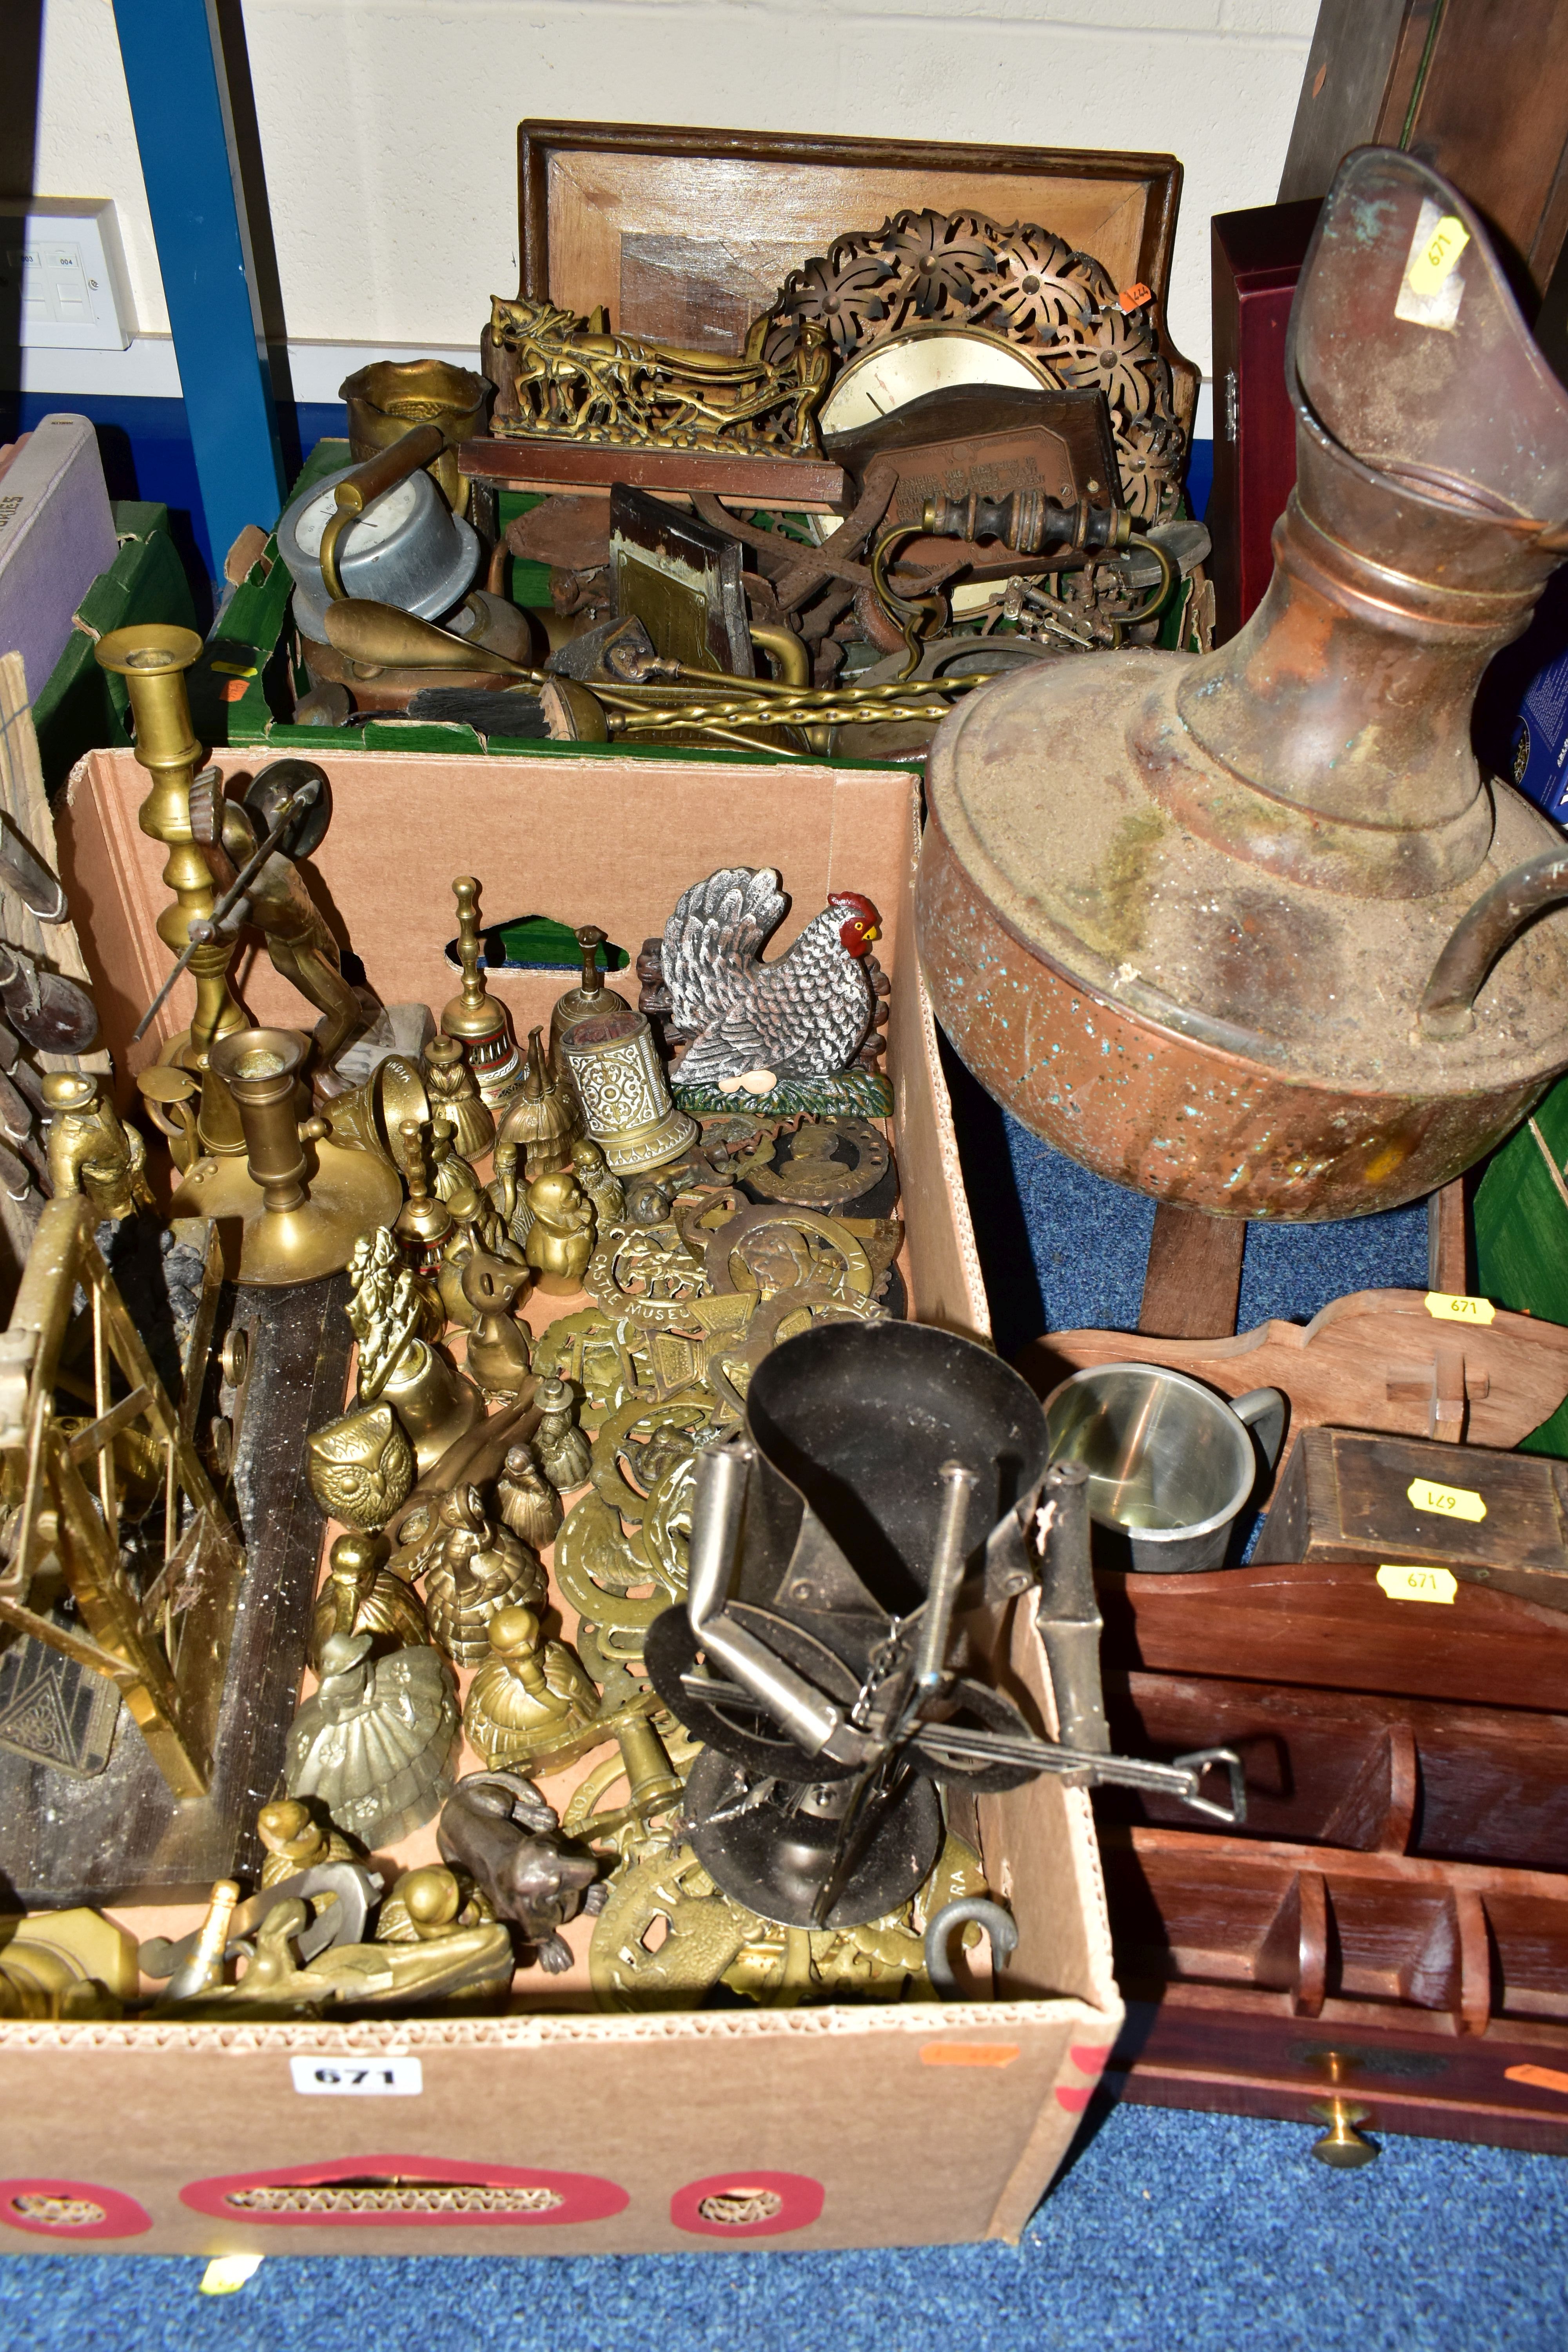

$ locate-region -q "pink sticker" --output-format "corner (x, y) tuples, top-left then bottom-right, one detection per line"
(180, 2153), (628, 2228)
(1069, 2045), (1112, 2074)
(670, 2169), (825, 2240)
(0, 2178), (152, 2239)
(1055, 2085), (1094, 2114)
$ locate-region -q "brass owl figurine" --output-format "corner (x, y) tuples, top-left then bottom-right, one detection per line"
(307, 1402), (417, 1530)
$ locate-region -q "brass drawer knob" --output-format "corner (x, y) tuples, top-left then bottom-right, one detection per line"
(1308, 2098), (1379, 2169)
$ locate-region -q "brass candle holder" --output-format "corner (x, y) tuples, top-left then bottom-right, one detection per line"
(94, 624), (248, 1157)
(169, 1027), (401, 1285)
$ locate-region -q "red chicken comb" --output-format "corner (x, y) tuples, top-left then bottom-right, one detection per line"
(828, 891), (881, 924)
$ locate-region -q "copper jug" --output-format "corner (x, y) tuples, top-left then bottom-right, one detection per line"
(918, 149), (1568, 1221)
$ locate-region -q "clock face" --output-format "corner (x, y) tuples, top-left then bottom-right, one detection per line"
(818, 330), (1053, 437)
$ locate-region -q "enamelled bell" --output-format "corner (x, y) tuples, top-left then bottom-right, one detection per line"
(918, 147), (1568, 1221)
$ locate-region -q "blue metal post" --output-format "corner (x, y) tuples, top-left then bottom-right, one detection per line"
(111, 0), (287, 580)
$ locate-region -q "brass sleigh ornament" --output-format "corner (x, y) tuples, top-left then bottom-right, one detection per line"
(484, 298), (831, 458)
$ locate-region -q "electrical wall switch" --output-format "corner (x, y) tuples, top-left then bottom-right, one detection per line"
(0, 200), (132, 352)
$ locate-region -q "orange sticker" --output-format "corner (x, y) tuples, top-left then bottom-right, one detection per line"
(919, 2044), (1020, 2068)
(1506, 2063), (1568, 2098)
(1118, 283), (1152, 314)
(221, 679), (251, 703)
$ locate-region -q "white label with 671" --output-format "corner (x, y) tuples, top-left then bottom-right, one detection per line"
(290, 2056), (423, 2096)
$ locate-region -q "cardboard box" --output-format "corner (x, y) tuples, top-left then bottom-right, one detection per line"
(0, 744), (1121, 2258)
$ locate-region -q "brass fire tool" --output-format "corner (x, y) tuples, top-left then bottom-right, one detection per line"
(0, 1196), (246, 1797)
(93, 626), (247, 1158)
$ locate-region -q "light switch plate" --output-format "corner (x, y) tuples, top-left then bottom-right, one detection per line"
(0, 199), (132, 352)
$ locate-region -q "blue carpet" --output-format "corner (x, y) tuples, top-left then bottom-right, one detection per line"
(2, 2102), (1564, 2350)
(4, 1068), (1552, 2344)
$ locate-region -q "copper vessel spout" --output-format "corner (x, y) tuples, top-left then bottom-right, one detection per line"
(918, 147), (1568, 1221)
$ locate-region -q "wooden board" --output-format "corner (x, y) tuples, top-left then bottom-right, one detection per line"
(1255, 1426), (1568, 1608)
(1137, 1203), (1245, 1340)
(1018, 1288), (1568, 1452)
(1097, 1555), (1568, 1716)
(457, 435), (846, 506)
(0, 1274), (350, 1907)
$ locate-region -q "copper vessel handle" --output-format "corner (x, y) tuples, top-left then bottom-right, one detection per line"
(1420, 848), (1568, 1039)
(318, 422), (445, 601)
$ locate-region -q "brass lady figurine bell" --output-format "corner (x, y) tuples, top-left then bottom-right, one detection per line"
(285, 1630), (460, 1848)
(309, 1530), (430, 1671)
(462, 1605), (601, 1772)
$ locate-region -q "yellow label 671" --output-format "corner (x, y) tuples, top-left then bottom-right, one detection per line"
(1424, 1292), (1495, 1324)
(1408, 214), (1470, 296)
(1377, 1565), (1458, 1605)
(1407, 1477), (1486, 1523)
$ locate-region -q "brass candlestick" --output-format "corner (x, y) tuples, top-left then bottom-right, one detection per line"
(94, 625), (247, 1157)
(440, 877), (521, 1108)
(169, 1027), (401, 1285)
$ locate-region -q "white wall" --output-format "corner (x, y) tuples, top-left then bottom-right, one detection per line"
(25, 0), (1318, 386)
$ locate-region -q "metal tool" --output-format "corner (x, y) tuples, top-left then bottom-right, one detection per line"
(139, 1860), (385, 1980)
(646, 1321), (1243, 1932)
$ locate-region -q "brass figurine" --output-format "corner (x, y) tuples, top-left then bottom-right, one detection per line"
(93, 626), (247, 1158)
(188, 761), (372, 1083)
(285, 1629), (460, 1848)
(309, 1530), (430, 1670)
(571, 1136), (624, 1229)
(42, 1071), (152, 1220)
(534, 1373), (591, 1492)
(423, 1483), (546, 1666)
(460, 1252), (534, 1399)
(524, 1168), (595, 1295)
(497, 1026), (578, 1182)
(437, 1183), (526, 1328)
(169, 1026), (401, 1285)
(257, 1797), (358, 1887)
(377, 1334), (484, 1475)
(561, 1008), (697, 1173)
(174, 1892), (512, 2012)
(428, 1116), (480, 1203)
(347, 1227), (424, 1397)
(441, 877), (521, 1108)
(437, 1770), (606, 1972)
(485, 295), (830, 460)
(307, 1401), (417, 1530)
(462, 1604), (600, 1771)
(0, 1907), (137, 2021)
(421, 1030), (495, 1159)
(496, 1440), (562, 1550)
(550, 924), (629, 1069)
(376, 1862), (492, 1943)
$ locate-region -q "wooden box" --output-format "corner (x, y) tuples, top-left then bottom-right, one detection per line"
(1254, 1425), (1568, 1612)
(512, 119), (1199, 432)
(1093, 1559), (1568, 2155)
(0, 742), (1122, 2259)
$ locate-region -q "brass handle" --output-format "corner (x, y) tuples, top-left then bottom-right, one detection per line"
(318, 422), (445, 602)
(1308, 2097), (1379, 2167)
(1420, 846), (1568, 1039)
